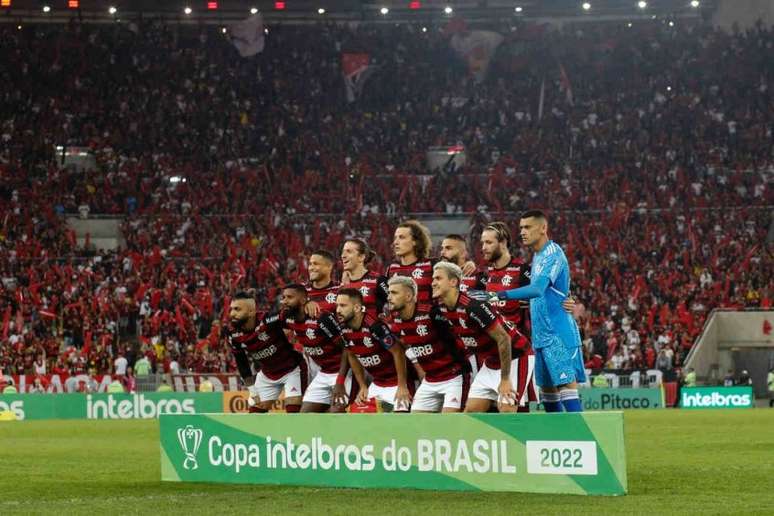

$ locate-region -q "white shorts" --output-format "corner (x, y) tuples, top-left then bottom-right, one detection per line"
(411, 375), (465, 412)
(468, 355), (535, 407)
(254, 366), (305, 402)
(368, 383), (410, 412)
(302, 370), (352, 406)
(468, 355), (480, 377)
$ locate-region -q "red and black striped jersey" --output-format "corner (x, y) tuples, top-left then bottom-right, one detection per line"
(389, 303), (464, 382)
(280, 311), (343, 374)
(346, 271), (389, 319)
(437, 292), (524, 370)
(306, 281), (339, 314)
(485, 257), (531, 335)
(227, 313), (302, 381)
(341, 314), (398, 387)
(460, 271), (486, 294)
(386, 259), (436, 303)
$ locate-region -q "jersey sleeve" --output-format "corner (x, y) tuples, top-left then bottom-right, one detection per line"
(318, 312), (342, 339)
(430, 305), (463, 352)
(262, 312), (284, 332)
(467, 300), (499, 331)
(534, 251), (562, 284)
(370, 320), (397, 350)
(375, 275), (389, 313)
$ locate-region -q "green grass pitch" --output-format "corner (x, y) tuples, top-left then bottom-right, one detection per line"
(1, 410), (772, 515)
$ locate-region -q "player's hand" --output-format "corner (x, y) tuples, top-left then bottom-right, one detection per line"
(395, 385), (412, 411)
(355, 386), (370, 406)
(562, 296), (576, 314)
(461, 261), (477, 276)
(340, 270), (351, 286)
(332, 384), (348, 407)
(304, 301), (321, 318)
(247, 385), (260, 407)
(497, 379), (517, 407)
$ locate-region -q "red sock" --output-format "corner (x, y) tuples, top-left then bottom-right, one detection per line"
(249, 406), (268, 413)
(285, 404), (300, 413)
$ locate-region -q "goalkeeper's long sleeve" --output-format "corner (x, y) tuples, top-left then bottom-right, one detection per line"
(496, 275), (550, 301)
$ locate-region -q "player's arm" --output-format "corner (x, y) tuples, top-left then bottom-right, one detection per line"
(498, 255), (561, 301)
(431, 305), (469, 371)
(486, 322), (517, 405)
(374, 322), (411, 407)
(469, 302), (516, 404)
(375, 275), (390, 316)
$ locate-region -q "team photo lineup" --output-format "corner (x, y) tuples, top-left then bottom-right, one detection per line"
(228, 213), (585, 415)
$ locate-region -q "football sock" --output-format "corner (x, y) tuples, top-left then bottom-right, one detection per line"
(560, 389), (583, 412)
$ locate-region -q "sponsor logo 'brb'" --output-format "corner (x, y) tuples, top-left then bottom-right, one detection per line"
(177, 425), (204, 470)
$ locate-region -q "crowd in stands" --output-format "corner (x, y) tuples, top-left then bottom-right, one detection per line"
(0, 17), (771, 385)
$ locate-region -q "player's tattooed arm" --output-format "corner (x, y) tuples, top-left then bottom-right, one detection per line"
(389, 344), (412, 410)
(486, 323), (516, 406)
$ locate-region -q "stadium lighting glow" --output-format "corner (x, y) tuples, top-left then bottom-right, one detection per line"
(17, 24), (22, 30)
(169, 176), (186, 184)
(274, 1), (285, 9)
(1, 0), (11, 8)
(318, 8), (326, 14)
(444, 6), (453, 14)
(108, 6), (117, 15)
(515, 7), (523, 13)
(380, 7), (389, 15)
(221, 27), (227, 34)
(250, 7), (258, 15)
(637, 1), (647, 9)
(690, 0), (700, 7)
(582, 2), (591, 10)
(409, 1), (421, 9)
(667, 86), (672, 91)
(669, 21), (674, 27)
(184, 6), (192, 15)
(207, 1), (218, 10)
(422, 27), (427, 32)
(43, 5), (51, 13)
(627, 22), (633, 27)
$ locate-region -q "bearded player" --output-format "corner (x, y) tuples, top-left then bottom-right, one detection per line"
(227, 291), (306, 413)
(387, 276), (468, 413)
(279, 284), (366, 413)
(336, 288), (412, 412)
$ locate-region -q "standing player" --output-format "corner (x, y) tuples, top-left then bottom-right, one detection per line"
(336, 288), (412, 412)
(387, 276), (468, 413)
(480, 222), (536, 412)
(496, 210), (586, 412)
(279, 284), (366, 413)
(340, 238), (389, 318)
(306, 250), (339, 315)
(439, 234), (485, 293)
(226, 292), (306, 413)
(431, 262), (521, 413)
(388, 221), (476, 303)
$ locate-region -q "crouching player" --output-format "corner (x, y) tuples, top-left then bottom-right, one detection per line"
(336, 288), (412, 412)
(226, 291), (307, 413)
(387, 276), (469, 413)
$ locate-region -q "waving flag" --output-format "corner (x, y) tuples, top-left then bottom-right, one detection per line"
(342, 53), (375, 103)
(230, 15), (265, 57)
(450, 30), (504, 82)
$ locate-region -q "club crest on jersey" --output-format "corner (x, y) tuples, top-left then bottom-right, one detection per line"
(501, 274), (513, 286)
(305, 328), (316, 340)
(363, 336), (373, 347)
(325, 293), (337, 304)
(412, 268), (423, 279)
(257, 332), (269, 342)
(459, 318), (467, 329)
(359, 286), (370, 297)
(416, 324), (429, 337)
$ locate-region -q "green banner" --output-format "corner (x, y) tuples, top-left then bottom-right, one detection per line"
(160, 413), (628, 496)
(530, 388), (664, 411)
(679, 386), (754, 409)
(0, 393), (222, 420)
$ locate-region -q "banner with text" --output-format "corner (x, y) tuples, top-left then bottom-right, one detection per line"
(161, 413), (627, 495)
(0, 393), (222, 421)
(679, 386), (754, 409)
(531, 388), (664, 411)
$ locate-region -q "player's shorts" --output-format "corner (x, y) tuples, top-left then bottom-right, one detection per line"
(367, 383), (410, 412)
(254, 365), (307, 402)
(302, 370), (353, 406)
(467, 355), (480, 377)
(411, 374), (467, 412)
(467, 356), (534, 407)
(534, 339), (587, 388)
